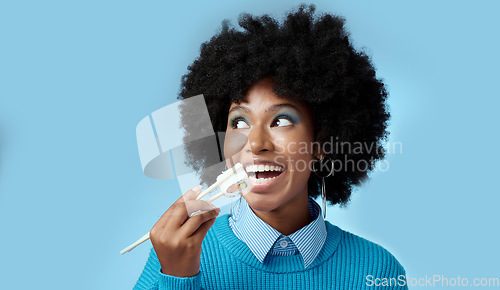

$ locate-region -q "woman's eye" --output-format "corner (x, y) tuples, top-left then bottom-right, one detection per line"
(232, 119), (250, 129)
(272, 117), (293, 127)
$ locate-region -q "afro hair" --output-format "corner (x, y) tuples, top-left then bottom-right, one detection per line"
(177, 4), (390, 206)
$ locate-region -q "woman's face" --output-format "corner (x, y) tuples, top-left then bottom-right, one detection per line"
(224, 78), (316, 212)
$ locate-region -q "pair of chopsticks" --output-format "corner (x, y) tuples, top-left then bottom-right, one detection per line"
(120, 164), (245, 255)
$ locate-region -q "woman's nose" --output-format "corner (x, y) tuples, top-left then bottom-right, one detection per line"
(247, 125), (274, 153)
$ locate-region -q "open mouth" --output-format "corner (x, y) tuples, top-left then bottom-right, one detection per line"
(245, 164), (284, 184)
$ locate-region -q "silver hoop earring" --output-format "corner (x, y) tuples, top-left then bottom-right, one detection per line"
(312, 156), (334, 219)
(230, 196), (233, 219)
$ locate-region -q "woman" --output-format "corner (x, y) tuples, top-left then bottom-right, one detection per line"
(135, 5), (407, 289)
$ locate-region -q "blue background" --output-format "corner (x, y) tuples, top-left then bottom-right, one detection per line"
(1, 0), (499, 289)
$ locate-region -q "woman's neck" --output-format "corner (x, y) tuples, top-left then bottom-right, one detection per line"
(251, 192), (312, 236)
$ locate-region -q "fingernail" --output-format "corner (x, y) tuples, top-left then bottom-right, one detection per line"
(193, 185), (202, 192)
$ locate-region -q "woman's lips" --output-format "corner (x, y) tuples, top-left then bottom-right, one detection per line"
(242, 160), (286, 193)
(247, 169), (285, 193)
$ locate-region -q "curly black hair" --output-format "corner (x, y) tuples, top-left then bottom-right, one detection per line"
(177, 4), (390, 206)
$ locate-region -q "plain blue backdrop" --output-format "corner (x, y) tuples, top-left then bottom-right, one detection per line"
(1, 0), (499, 289)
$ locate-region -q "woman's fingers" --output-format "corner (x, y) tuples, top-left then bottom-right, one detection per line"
(178, 208), (220, 238)
(181, 185), (202, 201)
(165, 199), (216, 235)
(149, 185), (220, 278)
(151, 185), (218, 242)
(166, 186), (203, 227)
(190, 214), (218, 244)
(185, 200), (217, 216)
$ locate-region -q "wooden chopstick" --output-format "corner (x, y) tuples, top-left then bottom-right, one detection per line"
(121, 165), (242, 255)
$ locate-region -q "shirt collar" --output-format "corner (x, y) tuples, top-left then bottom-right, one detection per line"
(229, 197), (327, 269)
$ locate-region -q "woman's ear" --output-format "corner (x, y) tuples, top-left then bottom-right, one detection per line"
(311, 140), (325, 160)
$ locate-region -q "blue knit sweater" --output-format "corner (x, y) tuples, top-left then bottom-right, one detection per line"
(134, 214), (407, 289)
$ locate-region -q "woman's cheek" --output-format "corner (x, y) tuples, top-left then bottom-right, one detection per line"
(271, 135), (287, 155)
(223, 130), (249, 160)
(274, 155), (287, 168)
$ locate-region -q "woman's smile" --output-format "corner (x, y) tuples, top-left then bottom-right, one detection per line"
(244, 159), (286, 193)
(224, 77), (316, 213)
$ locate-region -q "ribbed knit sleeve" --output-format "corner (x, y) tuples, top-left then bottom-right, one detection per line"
(133, 247), (203, 290)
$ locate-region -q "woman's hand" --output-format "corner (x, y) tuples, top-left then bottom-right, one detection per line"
(150, 185), (220, 277)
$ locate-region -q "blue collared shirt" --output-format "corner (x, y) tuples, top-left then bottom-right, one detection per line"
(228, 197), (327, 269)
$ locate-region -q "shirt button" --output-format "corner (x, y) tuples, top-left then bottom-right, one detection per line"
(279, 240), (288, 248)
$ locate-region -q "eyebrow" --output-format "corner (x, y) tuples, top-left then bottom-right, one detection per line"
(228, 103), (301, 114)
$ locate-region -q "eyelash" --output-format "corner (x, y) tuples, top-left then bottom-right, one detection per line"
(230, 117), (248, 129)
(229, 115), (295, 129)
(272, 115), (295, 127)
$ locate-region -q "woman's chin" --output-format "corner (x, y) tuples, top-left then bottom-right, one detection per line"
(243, 193), (280, 212)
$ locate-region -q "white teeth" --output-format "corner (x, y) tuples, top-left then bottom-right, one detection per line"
(249, 175), (277, 184)
(245, 164), (284, 173)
